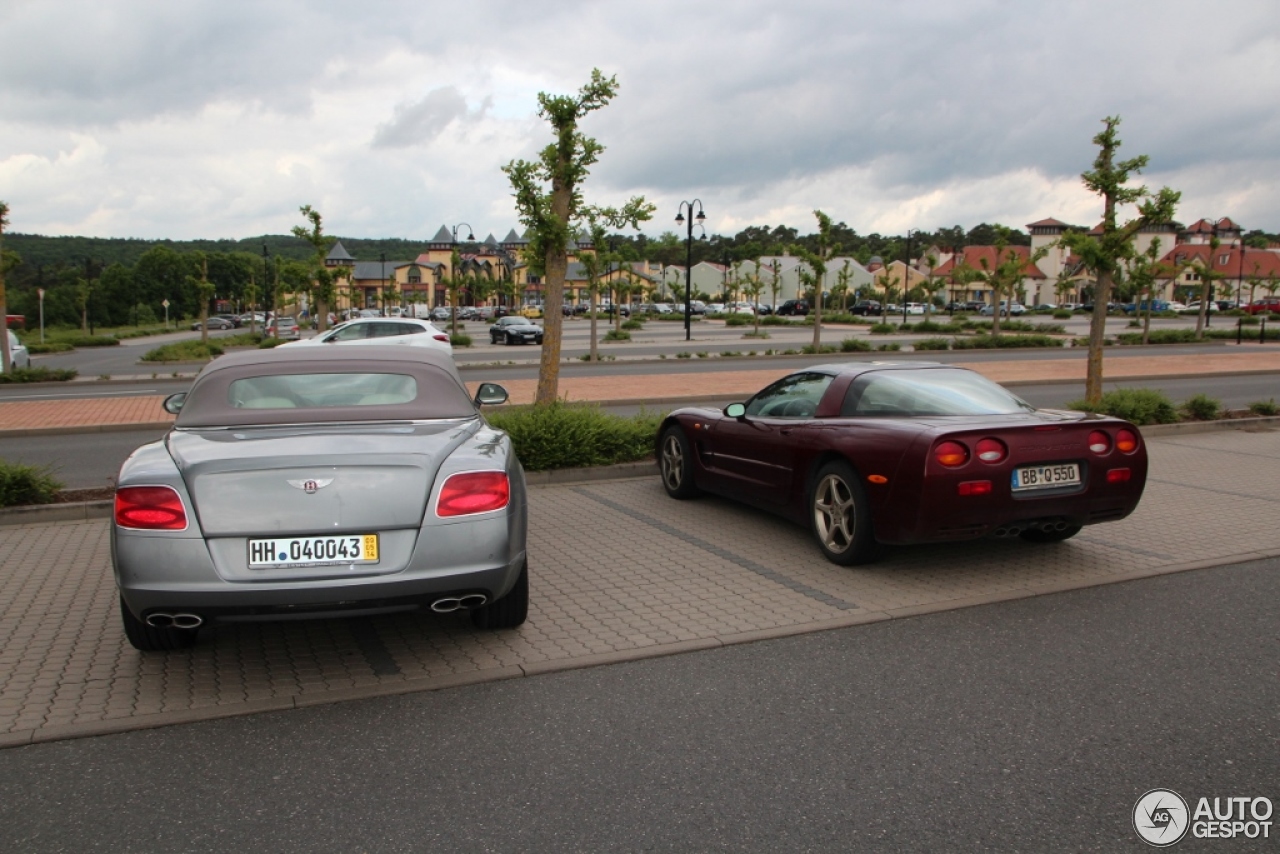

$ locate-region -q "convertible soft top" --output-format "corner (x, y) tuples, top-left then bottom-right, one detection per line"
(174, 346), (476, 427)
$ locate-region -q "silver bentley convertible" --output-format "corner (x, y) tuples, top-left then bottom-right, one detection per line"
(112, 346), (528, 651)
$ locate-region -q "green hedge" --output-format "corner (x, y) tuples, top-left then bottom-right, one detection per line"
(24, 342), (74, 354)
(63, 335), (120, 348)
(1116, 329), (1197, 345)
(0, 366), (78, 383)
(141, 340), (224, 362)
(951, 334), (1063, 349)
(487, 403), (662, 471)
(840, 337), (871, 352)
(0, 461), (62, 506)
(1064, 389), (1179, 425)
(913, 337), (951, 351)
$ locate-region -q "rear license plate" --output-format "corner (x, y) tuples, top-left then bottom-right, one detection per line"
(1011, 463), (1081, 491)
(248, 535), (379, 568)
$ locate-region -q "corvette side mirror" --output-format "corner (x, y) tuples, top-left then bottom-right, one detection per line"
(725, 403), (746, 419)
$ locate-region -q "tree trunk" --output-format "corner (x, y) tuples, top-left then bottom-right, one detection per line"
(810, 278), (823, 351)
(589, 288), (598, 362)
(1084, 270), (1112, 404)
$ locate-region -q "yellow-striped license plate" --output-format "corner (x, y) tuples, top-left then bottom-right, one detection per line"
(248, 534), (379, 568)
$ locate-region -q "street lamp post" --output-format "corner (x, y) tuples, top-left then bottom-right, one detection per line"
(262, 244), (273, 335)
(901, 229), (915, 327)
(450, 223), (475, 330)
(675, 200), (706, 341)
(380, 252), (386, 315)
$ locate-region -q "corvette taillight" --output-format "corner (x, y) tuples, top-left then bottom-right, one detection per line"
(934, 441), (969, 468)
(1115, 429), (1139, 453)
(115, 486), (188, 530)
(974, 438), (1007, 463)
(1087, 430), (1111, 454)
(437, 471), (510, 517)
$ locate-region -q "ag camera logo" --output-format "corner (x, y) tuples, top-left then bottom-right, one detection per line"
(1133, 789), (1189, 847)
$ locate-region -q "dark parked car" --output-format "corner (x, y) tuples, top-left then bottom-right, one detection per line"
(850, 300), (883, 316)
(776, 299), (810, 316)
(113, 346), (527, 650)
(656, 363), (1148, 565)
(489, 315), (544, 345)
(192, 316), (236, 331)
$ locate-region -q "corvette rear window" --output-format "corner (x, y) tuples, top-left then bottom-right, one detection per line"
(842, 369), (1034, 416)
(229, 373), (417, 409)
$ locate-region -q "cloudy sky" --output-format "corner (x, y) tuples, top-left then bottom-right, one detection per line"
(2, 0), (1278, 242)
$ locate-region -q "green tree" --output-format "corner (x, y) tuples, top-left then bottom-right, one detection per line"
(919, 254), (945, 315)
(502, 69), (654, 405)
(291, 205), (337, 331)
(1060, 116), (1180, 404)
(1187, 235), (1226, 339)
(790, 210), (833, 350)
(1126, 238), (1164, 345)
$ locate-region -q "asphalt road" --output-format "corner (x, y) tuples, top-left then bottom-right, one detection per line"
(23, 312), (1266, 377)
(1, 558), (1274, 851)
(4, 373), (1276, 489)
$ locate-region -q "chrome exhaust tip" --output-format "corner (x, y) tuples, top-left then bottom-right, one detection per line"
(430, 594), (489, 613)
(145, 612), (203, 629)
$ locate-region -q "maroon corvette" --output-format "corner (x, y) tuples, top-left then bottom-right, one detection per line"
(656, 363), (1148, 565)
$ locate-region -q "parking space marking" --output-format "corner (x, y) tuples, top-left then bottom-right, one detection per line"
(574, 487), (861, 611)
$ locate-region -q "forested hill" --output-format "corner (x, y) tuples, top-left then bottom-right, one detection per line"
(3, 234), (431, 268)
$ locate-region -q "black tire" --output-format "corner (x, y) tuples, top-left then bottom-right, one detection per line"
(505, 333), (516, 346)
(658, 425), (702, 499)
(471, 561), (528, 630)
(809, 460), (877, 566)
(119, 597), (199, 652)
(1019, 524), (1083, 543)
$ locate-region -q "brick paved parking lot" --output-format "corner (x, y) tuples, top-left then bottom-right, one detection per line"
(1, 426), (1278, 747)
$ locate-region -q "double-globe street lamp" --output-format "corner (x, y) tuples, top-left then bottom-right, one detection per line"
(674, 200), (706, 341)
(901, 229), (915, 327)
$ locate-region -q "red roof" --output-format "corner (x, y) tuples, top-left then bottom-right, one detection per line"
(1158, 245), (1280, 278)
(933, 246), (1046, 279)
(1027, 218), (1070, 229)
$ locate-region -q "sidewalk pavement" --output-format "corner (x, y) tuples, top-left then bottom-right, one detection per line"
(1, 426), (1278, 747)
(2, 350), (1280, 434)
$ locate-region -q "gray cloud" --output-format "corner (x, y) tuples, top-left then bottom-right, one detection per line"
(372, 88), (488, 148)
(1, 0), (1278, 239)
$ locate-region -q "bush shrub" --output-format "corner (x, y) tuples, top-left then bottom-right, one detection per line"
(487, 403), (662, 472)
(621, 319), (643, 330)
(875, 342), (902, 351)
(1116, 328), (1197, 345)
(25, 342), (74, 354)
(258, 338), (290, 348)
(603, 329), (631, 342)
(141, 341), (224, 361)
(761, 315), (790, 326)
(913, 337), (951, 351)
(1052, 309), (1072, 319)
(868, 323), (896, 334)
(840, 337), (871, 352)
(1181, 393), (1221, 421)
(1247, 398), (1278, 416)
(724, 314), (751, 326)
(0, 366), (78, 383)
(912, 320), (945, 333)
(449, 333), (472, 347)
(951, 334), (1063, 349)
(64, 335), (120, 347)
(1065, 388), (1179, 425)
(801, 343), (838, 355)
(0, 460), (62, 506)
(1205, 327), (1273, 341)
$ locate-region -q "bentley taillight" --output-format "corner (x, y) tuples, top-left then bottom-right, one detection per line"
(934, 441), (969, 467)
(437, 471), (510, 517)
(115, 486), (188, 530)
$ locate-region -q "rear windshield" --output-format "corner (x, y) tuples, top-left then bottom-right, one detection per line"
(228, 373), (417, 409)
(841, 369), (1034, 417)
(176, 361), (476, 427)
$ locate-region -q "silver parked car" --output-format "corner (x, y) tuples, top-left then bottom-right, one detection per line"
(112, 346), (528, 651)
(5, 330), (29, 372)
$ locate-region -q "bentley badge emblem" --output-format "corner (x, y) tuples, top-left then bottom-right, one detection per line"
(287, 478), (334, 495)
